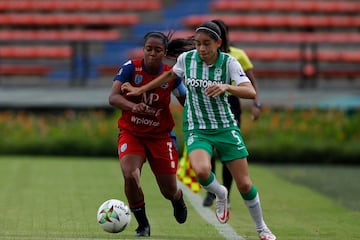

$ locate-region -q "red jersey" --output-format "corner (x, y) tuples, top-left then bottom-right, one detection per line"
(114, 59), (182, 139)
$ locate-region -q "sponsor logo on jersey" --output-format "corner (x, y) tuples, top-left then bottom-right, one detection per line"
(214, 67), (222, 79)
(134, 74), (143, 84)
(131, 116), (160, 127)
(185, 78), (221, 88)
(161, 83), (169, 89)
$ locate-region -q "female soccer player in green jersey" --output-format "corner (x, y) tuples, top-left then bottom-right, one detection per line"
(121, 21), (276, 240)
(202, 19), (262, 207)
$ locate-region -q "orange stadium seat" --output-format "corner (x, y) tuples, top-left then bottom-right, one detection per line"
(210, 0), (360, 14)
(0, 64), (51, 76)
(181, 14), (360, 28)
(319, 69), (360, 79)
(126, 46), (360, 63)
(0, 13), (140, 26)
(120, 46), (360, 81)
(245, 48), (360, 63)
(253, 68), (360, 80)
(0, 46), (72, 58)
(0, 0), (162, 11)
(98, 66), (120, 76)
(0, 29), (121, 41)
(171, 30), (360, 44)
(228, 31), (360, 44)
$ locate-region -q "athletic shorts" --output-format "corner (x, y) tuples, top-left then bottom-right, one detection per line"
(118, 130), (178, 174)
(185, 127), (249, 162)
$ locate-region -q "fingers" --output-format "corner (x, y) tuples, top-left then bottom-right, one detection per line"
(131, 103), (149, 113)
(205, 85), (221, 97)
(120, 82), (131, 92)
(121, 83), (142, 96)
(251, 106), (261, 121)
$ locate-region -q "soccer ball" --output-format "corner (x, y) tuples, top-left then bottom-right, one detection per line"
(97, 199), (131, 233)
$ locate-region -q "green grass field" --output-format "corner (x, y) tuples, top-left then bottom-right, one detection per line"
(0, 156), (359, 240)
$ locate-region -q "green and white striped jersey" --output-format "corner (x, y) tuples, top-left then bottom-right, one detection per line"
(173, 50), (250, 131)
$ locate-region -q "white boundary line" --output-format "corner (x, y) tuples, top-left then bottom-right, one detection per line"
(178, 181), (245, 240)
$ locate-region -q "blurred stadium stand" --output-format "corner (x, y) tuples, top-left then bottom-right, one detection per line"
(0, 0), (359, 89)
(181, 0), (360, 88)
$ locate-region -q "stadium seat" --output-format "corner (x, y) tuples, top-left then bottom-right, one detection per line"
(210, 0), (360, 14)
(0, 13), (140, 26)
(171, 30), (360, 44)
(0, 46), (72, 58)
(181, 14), (360, 28)
(126, 46), (360, 63)
(0, 30), (121, 41)
(246, 48), (360, 63)
(97, 66), (120, 76)
(0, 64), (51, 76)
(253, 68), (360, 80)
(0, 0), (162, 11)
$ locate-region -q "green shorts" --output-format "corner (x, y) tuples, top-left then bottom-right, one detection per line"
(185, 127), (249, 162)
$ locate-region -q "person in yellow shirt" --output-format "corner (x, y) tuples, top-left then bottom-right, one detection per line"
(202, 19), (262, 207)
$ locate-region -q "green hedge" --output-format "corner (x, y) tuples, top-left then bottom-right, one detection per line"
(1, 107), (359, 164)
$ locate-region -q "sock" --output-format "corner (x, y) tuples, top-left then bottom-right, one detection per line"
(241, 186), (267, 231)
(131, 203), (149, 228)
(198, 172), (226, 199)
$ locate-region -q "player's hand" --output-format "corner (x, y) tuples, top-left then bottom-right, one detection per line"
(251, 105), (261, 121)
(131, 102), (149, 114)
(205, 84), (227, 97)
(121, 83), (143, 96)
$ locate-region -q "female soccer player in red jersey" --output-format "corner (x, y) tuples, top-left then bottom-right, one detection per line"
(108, 32), (192, 237)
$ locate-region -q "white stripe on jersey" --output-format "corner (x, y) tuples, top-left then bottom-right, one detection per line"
(201, 64), (218, 129)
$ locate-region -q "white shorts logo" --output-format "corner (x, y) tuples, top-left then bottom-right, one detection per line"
(187, 134), (195, 145)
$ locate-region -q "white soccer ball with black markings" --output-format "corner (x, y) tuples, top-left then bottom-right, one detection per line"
(97, 199), (131, 233)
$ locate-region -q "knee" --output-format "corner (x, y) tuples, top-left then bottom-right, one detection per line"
(123, 168), (141, 187)
(197, 170), (212, 182)
(192, 165), (211, 182)
(237, 178), (253, 193)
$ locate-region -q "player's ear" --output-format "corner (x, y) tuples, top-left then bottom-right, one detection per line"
(216, 39), (222, 48)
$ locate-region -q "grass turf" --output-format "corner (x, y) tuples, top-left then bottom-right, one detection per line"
(0, 156), (359, 240)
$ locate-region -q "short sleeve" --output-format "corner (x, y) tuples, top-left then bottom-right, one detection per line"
(172, 52), (186, 78)
(113, 60), (134, 83)
(228, 57), (250, 86)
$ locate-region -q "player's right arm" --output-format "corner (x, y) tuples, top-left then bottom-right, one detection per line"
(121, 70), (177, 97)
(108, 61), (148, 113)
(109, 80), (149, 113)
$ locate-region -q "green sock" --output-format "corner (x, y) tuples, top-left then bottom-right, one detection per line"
(241, 185), (258, 200)
(197, 172), (215, 187)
